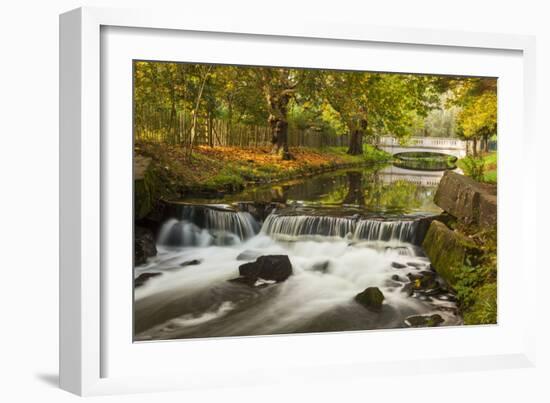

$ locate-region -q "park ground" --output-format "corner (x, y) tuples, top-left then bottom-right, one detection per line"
(135, 141), (391, 198)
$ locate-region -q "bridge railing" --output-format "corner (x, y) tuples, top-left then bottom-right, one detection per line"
(377, 136), (466, 149)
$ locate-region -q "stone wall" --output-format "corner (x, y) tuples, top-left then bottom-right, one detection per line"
(423, 171), (495, 288)
(434, 171), (496, 228)
(422, 220), (482, 287)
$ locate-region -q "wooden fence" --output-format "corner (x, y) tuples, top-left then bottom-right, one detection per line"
(134, 108), (349, 148)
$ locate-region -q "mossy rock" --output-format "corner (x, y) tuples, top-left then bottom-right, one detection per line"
(422, 220), (483, 288)
(134, 156), (167, 220)
(355, 287), (385, 312)
(405, 314), (444, 328)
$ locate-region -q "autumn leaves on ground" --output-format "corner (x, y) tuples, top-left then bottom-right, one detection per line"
(135, 141), (389, 198)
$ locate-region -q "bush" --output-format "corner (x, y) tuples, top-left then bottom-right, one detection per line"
(460, 156), (486, 182)
(454, 263), (497, 325)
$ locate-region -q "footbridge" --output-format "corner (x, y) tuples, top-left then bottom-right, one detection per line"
(376, 136), (467, 159)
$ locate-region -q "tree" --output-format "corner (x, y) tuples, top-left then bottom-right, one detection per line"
(320, 71), (438, 155)
(448, 78), (497, 155)
(251, 67), (300, 160)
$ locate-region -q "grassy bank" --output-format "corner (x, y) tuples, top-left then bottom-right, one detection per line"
(458, 152), (497, 184)
(135, 141), (391, 200)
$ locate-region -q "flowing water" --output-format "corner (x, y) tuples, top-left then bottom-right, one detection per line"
(134, 163), (461, 341)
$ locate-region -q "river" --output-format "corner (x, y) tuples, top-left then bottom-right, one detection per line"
(134, 163), (462, 341)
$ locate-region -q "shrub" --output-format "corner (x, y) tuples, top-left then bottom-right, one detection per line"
(460, 155), (486, 182)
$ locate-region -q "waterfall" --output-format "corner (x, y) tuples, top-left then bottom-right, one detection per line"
(261, 215), (355, 238)
(354, 219), (418, 243)
(158, 205), (260, 247)
(261, 214), (422, 244)
(204, 208), (259, 240)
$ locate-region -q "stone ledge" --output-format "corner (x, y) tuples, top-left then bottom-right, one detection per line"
(422, 220), (483, 287)
(434, 171), (496, 227)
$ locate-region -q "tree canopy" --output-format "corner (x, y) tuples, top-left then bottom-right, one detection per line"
(134, 61), (497, 158)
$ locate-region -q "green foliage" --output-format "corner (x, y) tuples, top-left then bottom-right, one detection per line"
(463, 283), (497, 324)
(459, 155), (486, 181)
(447, 78), (497, 147)
(134, 61), (497, 165)
(451, 229), (497, 325)
(454, 265), (494, 307)
(319, 71), (439, 141)
(458, 152), (497, 183)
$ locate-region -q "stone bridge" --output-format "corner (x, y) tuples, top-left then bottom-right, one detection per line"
(376, 136), (467, 159)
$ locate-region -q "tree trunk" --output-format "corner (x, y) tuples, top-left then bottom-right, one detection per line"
(347, 129), (363, 155)
(483, 134), (489, 153)
(472, 138), (478, 157)
(188, 66), (212, 157)
(207, 112), (214, 147)
(270, 118), (292, 160)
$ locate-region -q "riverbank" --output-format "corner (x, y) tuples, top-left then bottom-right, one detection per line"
(422, 171), (497, 324)
(134, 141), (391, 219)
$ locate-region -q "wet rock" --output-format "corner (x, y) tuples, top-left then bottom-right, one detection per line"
(391, 274), (404, 282)
(236, 250), (262, 261)
(310, 261), (330, 273)
(391, 262), (407, 269)
(135, 226), (157, 266)
(355, 287), (385, 312)
(422, 220), (484, 287)
(238, 255), (293, 283)
(405, 314), (444, 327)
(415, 271), (438, 289)
(401, 283), (414, 296)
(180, 259), (202, 267)
(406, 271), (442, 296)
(134, 272), (162, 288)
(407, 262), (427, 269)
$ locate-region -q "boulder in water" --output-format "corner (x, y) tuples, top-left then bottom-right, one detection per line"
(310, 260), (330, 273)
(408, 271), (438, 290)
(405, 314), (444, 328)
(238, 255), (293, 283)
(391, 262), (407, 269)
(401, 283), (414, 296)
(134, 272), (162, 288)
(135, 226), (157, 266)
(391, 274), (404, 282)
(180, 259), (202, 267)
(355, 287), (385, 312)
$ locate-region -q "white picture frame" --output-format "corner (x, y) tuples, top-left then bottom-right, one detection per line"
(59, 6), (537, 396)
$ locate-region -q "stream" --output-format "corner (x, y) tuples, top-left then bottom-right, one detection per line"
(134, 163), (462, 341)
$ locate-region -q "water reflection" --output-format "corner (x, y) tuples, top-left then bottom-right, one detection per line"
(183, 162), (447, 216)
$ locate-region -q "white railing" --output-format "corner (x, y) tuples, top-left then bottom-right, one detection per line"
(377, 136), (466, 149)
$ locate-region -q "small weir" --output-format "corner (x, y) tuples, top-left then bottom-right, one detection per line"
(261, 213), (428, 244)
(158, 204), (260, 247)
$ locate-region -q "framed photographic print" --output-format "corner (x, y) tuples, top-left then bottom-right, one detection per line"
(60, 6), (537, 396)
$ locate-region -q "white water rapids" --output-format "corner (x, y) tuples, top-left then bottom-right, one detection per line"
(134, 208), (461, 341)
